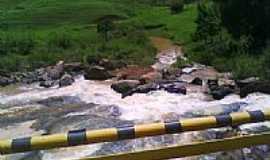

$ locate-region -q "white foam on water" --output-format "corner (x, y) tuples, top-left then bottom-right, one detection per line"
(1, 77), (270, 160)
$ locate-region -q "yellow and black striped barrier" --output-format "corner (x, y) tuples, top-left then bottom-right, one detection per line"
(0, 110), (269, 155)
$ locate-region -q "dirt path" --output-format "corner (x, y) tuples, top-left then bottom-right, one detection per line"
(150, 37), (184, 71)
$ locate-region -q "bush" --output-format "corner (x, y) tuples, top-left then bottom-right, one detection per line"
(170, 0), (184, 14)
(231, 55), (262, 80)
(97, 18), (114, 41)
(261, 45), (270, 79)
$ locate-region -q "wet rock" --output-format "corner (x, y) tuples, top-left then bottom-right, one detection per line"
(162, 82), (187, 94)
(59, 74), (75, 87)
(185, 102), (246, 117)
(37, 96), (82, 107)
(208, 79), (219, 90)
(240, 81), (270, 98)
(236, 77), (260, 89)
(39, 80), (56, 88)
(84, 65), (113, 80)
(0, 76), (12, 87)
(111, 80), (140, 94)
(140, 71), (162, 83)
(21, 72), (39, 84)
(211, 86), (234, 100)
(191, 77), (203, 86)
(122, 83), (158, 98)
(64, 62), (84, 73)
(122, 81), (186, 98)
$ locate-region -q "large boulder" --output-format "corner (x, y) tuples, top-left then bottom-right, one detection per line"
(0, 76), (12, 87)
(191, 77), (203, 86)
(236, 77), (260, 89)
(240, 81), (270, 98)
(115, 66), (154, 80)
(111, 80), (140, 94)
(211, 86), (234, 100)
(140, 71), (163, 83)
(64, 62), (84, 74)
(59, 74), (75, 87)
(84, 65), (113, 80)
(45, 61), (65, 80)
(122, 83), (159, 98)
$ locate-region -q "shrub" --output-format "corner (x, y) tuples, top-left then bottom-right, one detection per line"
(193, 1), (221, 42)
(97, 18), (114, 41)
(231, 55), (262, 80)
(261, 44), (270, 79)
(170, 0), (184, 14)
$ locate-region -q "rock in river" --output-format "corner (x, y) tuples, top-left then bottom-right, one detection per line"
(84, 65), (113, 80)
(240, 81), (270, 98)
(59, 74), (75, 87)
(0, 76), (13, 87)
(111, 80), (140, 94)
(122, 81), (186, 98)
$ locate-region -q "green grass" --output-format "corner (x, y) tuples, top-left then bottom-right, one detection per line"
(0, 0), (198, 72)
(133, 4), (197, 43)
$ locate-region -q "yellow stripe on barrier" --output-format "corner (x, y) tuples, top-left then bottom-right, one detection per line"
(86, 128), (118, 143)
(135, 123), (166, 138)
(181, 116), (217, 131)
(231, 111), (251, 126)
(82, 132), (270, 160)
(31, 133), (68, 150)
(0, 140), (12, 154)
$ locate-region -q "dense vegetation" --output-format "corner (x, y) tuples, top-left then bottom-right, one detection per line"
(0, 0), (196, 72)
(189, 0), (270, 80)
(3, 0), (266, 81)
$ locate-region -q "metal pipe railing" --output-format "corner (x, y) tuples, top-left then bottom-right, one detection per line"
(0, 110), (269, 154)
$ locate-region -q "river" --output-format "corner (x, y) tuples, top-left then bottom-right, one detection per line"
(0, 38), (270, 160)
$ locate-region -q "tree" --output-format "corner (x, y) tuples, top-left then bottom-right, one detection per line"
(97, 18), (114, 41)
(193, 1), (221, 42)
(218, 0), (270, 51)
(170, 0), (184, 14)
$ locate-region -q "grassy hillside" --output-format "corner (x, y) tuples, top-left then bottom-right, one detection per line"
(0, 0), (133, 28)
(0, 0), (197, 72)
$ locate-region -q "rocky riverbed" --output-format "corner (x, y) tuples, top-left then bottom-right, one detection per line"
(1, 38), (270, 160)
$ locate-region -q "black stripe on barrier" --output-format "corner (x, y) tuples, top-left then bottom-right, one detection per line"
(215, 115), (232, 127)
(68, 129), (87, 146)
(117, 126), (135, 140)
(248, 110), (265, 123)
(12, 137), (31, 152)
(165, 121), (182, 134)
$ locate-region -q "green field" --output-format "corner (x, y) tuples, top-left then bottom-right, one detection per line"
(0, 0), (197, 72)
